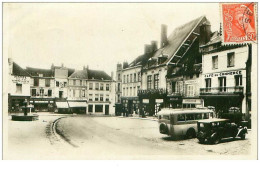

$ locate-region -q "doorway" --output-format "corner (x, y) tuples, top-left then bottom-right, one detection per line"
(105, 105), (109, 115)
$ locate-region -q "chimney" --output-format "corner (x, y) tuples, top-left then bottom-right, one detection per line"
(144, 44), (152, 54)
(161, 24), (168, 48)
(199, 20), (211, 46)
(151, 41), (158, 52)
(117, 63), (122, 71)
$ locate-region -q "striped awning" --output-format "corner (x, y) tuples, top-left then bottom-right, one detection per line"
(56, 102), (69, 108)
(68, 102), (87, 108)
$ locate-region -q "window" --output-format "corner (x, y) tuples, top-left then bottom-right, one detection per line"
(176, 81), (183, 93)
(186, 114), (195, 121)
(64, 82), (67, 87)
(218, 77), (226, 92)
(95, 105), (103, 112)
(106, 95), (109, 101)
(89, 94), (93, 101)
(138, 72), (141, 81)
(48, 90), (52, 97)
(34, 78), (39, 86)
(89, 83), (93, 90)
(95, 94), (99, 101)
(133, 87), (136, 96)
(123, 88), (125, 96)
(205, 78), (211, 92)
(127, 75), (129, 83)
(147, 75), (152, 89)
(177, 114), (185, 122)
(56, 81), (59, 87)
(106, 84), (109, 91)
(134, 73), (136, 82)
(100, 83), (104, 90)
(80, 80), (82, 86)
(154, 74), (159, 89)
(130, 74), (132, 82)
(123, 75), (126, 83)
(195, 114), (202, 120)
(73, 90), (75, 97)
(73, 80), (76, 86)
(117, 83), (120, 92)
(171, 82), (176, 93)
(203, 113), (209, 119)
(88, 105), (93, 112)
(95, 83), (99, 90)
(45, 79), (50, 87)
(212, 55), (218, 69)
(40, 88), (44, 96)
(82, 90), (85, 97)
(227, 52), (235, 67)
(16, 84), (22, 94)
(100, 94), (104, 101)
(130, 87), (132, 96)
(186, 85), (194, 97)
(31, 89), (36, 96)
(235, 75), (242, 86)
(118, 74), (121, 80)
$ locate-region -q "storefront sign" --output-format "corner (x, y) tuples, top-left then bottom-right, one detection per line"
(12, 76), (29, 84)
(170, 98), (179, 101)
(156, 99), (164, 103)
(204, 70), (242, 78)
(185, 80), (198, 84)
(143, 99), (149, 103)
(183, 99), (201, 104)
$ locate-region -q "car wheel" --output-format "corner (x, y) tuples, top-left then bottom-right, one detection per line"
(186, 129), (196, 139)
(241, 134), (246, 140)
(198, 138), (205, 144)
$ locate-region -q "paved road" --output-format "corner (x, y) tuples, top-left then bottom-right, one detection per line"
(53, 116), (251, 159)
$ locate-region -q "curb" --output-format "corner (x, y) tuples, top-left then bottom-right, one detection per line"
(117, 116), (158, 122)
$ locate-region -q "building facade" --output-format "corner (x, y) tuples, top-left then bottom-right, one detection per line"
(25, 67), (56, 112)
(200, 31), (251, 117)
(8, 58), (31, 112)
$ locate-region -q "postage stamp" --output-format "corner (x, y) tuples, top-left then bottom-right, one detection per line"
(221, 2), (257, 44)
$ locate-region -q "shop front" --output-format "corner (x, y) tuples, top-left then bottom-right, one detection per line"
(30, 98), (55, 112)
(56, 101), (70, 114)
(8, 95), (31, 113)
(182, 98), (204, 108)
(68, 101), (87, 114)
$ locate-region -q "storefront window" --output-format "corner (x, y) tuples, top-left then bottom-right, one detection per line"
(95, 105), (103, 112)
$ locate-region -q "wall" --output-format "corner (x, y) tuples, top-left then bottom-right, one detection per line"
(9, 75), (31, 96)
(121, 66), (141, 97)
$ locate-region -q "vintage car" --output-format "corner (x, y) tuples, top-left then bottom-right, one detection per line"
(197, 118), (248, 144)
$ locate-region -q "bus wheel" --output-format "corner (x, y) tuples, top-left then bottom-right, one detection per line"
(186, 129), (196, 139)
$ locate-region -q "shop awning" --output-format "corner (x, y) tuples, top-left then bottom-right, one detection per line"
(68, 102), (87, 108)
(56, 102), (69, 109)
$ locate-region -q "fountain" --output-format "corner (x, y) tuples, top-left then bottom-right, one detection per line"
(11, 99), (39, 121)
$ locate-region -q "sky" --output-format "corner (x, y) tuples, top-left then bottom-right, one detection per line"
(4, 3), (220, 76)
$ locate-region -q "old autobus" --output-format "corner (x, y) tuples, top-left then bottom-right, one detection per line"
(158, 108), (214, 139)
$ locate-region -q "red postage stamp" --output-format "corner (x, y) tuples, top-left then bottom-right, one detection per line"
(221, 3), (257, 43)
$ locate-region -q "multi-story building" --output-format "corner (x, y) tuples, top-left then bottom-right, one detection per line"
(121, 61), (142, 115)
(115, 63), (123, 115)
(200, 31), (252, 117)
(26, 66), (55, 112)
(8, 58), (31, 112)
(138, 16), (210, 116)
(68, 67), (116, 115)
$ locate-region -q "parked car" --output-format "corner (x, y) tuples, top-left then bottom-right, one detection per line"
(197, 118), (248, 144)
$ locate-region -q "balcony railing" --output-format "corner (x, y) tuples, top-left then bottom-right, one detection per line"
(138, 88), (167, 96)
(200, 86), (244, 95)
(167, 92), (183, 97)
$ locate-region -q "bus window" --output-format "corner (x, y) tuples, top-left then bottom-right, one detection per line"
(195, 113), (202, 120)
(177, 114), (185, 122)
(210, 113), (213, 118)
(186, 114), (194, 121)
(203, 113), (209, 119)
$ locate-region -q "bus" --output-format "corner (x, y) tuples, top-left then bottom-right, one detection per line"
(158, 108), (214, 139)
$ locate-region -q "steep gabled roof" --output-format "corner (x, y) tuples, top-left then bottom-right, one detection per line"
(201, 31), (222, 47)
(69, 70), (88, 79)
(12, 62), (31, 77)
(153, 16), (206, 64)
(26, 67), (54, 77)
(87, 69), (112, 80)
